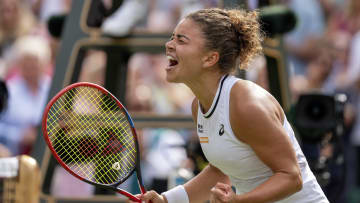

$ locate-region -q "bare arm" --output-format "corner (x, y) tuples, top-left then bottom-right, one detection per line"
(140, 98), (230, 203)
(185, 164), (230, 203)
(143, 162), (229, 203)
(228, 82), (302, 202)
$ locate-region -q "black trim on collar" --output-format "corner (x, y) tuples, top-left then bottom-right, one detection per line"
(204, 74), (228, 118)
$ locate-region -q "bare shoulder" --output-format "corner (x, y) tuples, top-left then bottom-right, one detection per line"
(229, 80), (284, 142)
(230, 80), (284, 121)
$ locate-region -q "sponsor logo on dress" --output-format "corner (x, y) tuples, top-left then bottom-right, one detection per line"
(198, 124), (203, 133)
(219, 124), (224, 136)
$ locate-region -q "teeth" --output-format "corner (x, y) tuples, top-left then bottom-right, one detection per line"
(167, 55), (179, 67)
(167, 55), (176, 60)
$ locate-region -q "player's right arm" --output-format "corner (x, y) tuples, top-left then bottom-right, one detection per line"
(184, 164), (230, 203)
(140, 164), (229, 203)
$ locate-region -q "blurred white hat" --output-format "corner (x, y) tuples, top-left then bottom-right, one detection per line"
(12, 35), (51, 64)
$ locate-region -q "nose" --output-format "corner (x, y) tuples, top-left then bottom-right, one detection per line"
(165, 39), (175, 51)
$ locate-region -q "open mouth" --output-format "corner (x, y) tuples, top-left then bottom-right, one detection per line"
(167, 55), (179, 67)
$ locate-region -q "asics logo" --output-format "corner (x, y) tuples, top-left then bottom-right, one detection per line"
(219, 124), (224, 136)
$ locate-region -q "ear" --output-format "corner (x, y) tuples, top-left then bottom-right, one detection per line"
(202, 51), (219, 68)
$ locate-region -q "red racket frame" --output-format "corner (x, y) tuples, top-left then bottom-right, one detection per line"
(42, 82), (146, 202)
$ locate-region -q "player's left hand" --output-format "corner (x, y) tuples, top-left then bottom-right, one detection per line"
(210, 182), (236, 203)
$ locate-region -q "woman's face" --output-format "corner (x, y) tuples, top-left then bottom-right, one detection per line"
(18, 54), (44, 85)
(165, 18), (209, 84)
(0, 0), (18, 27)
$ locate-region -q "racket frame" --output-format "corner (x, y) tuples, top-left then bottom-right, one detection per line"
(42, 82), (146, 202)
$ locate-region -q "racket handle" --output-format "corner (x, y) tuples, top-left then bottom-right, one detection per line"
(116, 190), (141, 202)
(140, 186), (153, 203)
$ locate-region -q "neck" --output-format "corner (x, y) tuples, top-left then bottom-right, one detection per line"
(25, 78), (39, 95)
(186, 72), (225, 113)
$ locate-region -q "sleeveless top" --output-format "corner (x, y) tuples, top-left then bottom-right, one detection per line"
(197, 75), (329, 202)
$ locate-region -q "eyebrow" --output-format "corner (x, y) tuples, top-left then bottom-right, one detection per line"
(172, 33), (190, 41)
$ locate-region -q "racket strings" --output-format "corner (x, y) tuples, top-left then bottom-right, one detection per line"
(64, 88), (134, 183)
(46, 86), (137, 185)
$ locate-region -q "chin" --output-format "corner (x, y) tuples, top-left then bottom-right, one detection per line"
(166, 76), (177, 83)
(166, 73), (181, 83)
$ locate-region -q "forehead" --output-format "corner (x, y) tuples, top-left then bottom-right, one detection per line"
(173, 18), (204, 40)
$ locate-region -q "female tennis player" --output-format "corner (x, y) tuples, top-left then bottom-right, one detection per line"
(138, 8), (329, 203)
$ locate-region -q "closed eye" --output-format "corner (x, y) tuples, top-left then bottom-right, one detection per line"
(177, 34), (190, 43)
(169, 33), (189, 44)
(177, 39), (185, 43)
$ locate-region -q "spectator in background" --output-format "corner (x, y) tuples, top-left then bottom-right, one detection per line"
(143, 129), (189, 193)
(284, 0), (326, 78)
(345, 30), (360, 89)
(126, 53), (194, 115)
(290, 52), (334, 101)
(0, 35), (52, 156)
(0, 0), (38, 58)
(322, 0), (360, 90)
(343, 1), (360, 201)
(30, 0), (72, 23)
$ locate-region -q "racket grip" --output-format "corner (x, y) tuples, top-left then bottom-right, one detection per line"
(140, 186), (153, 203)
(116, 190), (141, 202)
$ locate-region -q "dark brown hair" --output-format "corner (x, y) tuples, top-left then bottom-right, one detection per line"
(186, 8), (263, 72)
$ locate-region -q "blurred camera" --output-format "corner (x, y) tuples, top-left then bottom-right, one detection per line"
(294, 93), (347, 142)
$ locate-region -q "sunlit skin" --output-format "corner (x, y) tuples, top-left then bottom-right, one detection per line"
(165, 18), (223, 112)
(165, 18), (208, 84)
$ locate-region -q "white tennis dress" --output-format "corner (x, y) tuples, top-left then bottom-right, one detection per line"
(197, 74), (329, 202)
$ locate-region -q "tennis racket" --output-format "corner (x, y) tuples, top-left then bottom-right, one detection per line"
(42, 82), (147, 202)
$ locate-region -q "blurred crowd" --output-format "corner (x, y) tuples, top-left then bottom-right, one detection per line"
(0, 0), (71, 156)
(0, 0), (360, 202)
